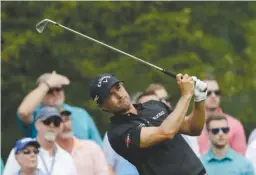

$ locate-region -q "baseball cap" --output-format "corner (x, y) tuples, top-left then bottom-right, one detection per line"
(14, 137), (40, 154)
(89, 73), (122, 104)
(35, 106), (61, 121)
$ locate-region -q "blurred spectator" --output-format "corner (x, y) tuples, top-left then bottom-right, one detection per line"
(182, 135), (200, 157)
(200, 113), (254, 175)
(248, 128), (256, 145)
(1, 157), (4, 175)
(139, 86), (200, 157)
(136, 91), (159, 104)
(246, 139), (256, 173)
(13, 138), (45, 175)
(103, 132), (139, 175)
(56, 108), (109, 175)
(145, 83), (171, 107)
(130, 92), (142, 104)
(198, 79), (246, 155)
(4, 107), (77, 175)
(17, 72), (102, 146)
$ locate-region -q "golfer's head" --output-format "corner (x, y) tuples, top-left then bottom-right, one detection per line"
(90, 73), (131, 113)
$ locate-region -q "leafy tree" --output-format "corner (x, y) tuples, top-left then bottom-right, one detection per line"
(1, 1), (255, 161)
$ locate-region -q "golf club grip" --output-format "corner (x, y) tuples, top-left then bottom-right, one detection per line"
(162, 69), (176, 79)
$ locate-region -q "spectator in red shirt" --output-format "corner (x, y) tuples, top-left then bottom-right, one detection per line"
(198, 79), (246, 155)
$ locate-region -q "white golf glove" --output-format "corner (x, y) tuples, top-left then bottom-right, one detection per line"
(192, 76), (207, 102)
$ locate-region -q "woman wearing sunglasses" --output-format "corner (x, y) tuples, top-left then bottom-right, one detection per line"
(14, 137), (45, 175)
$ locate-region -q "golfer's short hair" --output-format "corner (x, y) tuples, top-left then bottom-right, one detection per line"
(206, 113), (228, 131)
(145, 83), (166, 93)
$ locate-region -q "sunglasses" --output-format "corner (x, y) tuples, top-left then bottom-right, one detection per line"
(22, 149), (39, 155)
(207, 90), (221, 97)
(47, 87), (63, 94)
(209, 127), (230, 135)
(42, 117), (63, 127)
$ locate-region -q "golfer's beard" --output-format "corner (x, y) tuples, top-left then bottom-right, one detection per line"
(115, 103), (131, 114)
(44, 131), (57, 141)
(61, 131), (73, 138)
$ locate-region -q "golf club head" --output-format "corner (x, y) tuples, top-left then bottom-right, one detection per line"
(36, 19), (56, 33)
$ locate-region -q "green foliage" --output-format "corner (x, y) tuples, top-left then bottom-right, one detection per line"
(1, 1), (256, 161)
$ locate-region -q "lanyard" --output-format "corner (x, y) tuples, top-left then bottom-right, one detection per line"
(39, 147), (57, 175)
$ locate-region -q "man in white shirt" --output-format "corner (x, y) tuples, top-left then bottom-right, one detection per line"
(248, 128), (256, 145)
(3, 106), (77, 175)
(246, 139), (256, 174)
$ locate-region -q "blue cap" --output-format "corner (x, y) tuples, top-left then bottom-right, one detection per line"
(36, 106), (61, 121)
(14, 137), (40, 154)
(89, 73), (122, 104)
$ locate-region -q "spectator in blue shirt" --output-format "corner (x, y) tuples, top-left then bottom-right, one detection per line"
(200, 113), (254, 175)
(103, 132), (139, 175)
(1, 157), (4, 175)
(17, 72), (102, 146)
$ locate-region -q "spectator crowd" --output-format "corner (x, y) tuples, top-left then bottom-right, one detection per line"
(1, 72), (255, 175)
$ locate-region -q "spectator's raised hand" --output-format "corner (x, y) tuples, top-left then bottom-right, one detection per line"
(45, 71), (70, 88)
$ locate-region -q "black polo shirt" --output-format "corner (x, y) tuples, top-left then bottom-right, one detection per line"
(108, 100), (206, 175)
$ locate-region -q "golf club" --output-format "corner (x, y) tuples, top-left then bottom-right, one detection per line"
(36, 18), (176, 79)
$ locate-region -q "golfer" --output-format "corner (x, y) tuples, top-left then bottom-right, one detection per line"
(90, 73), (207, 175)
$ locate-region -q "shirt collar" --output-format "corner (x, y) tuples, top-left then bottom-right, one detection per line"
(216, 107), (223, 114)
(112, 103), (143, 118)
(39, 143), (59, 157)
(110, 103), (143, 123)
(72, 137), (81, 149)
(206, 146), (233, 162)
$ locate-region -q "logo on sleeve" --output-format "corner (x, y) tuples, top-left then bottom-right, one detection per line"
(152, 111), (165, 120)
(124, 133), (131, 148)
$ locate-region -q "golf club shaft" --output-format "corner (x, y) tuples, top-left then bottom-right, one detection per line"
(36, 19), (176, 79)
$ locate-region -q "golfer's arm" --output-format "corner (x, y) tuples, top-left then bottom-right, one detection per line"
(17, 83), (49, 123)
(179, 101), (205, 136)
(140, 94), (192, 148)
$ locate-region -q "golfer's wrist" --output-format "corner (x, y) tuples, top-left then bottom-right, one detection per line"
(181, 93), (193, 99)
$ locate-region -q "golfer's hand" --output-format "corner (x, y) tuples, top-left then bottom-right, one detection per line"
(176, 73), (194, 97)
(192, 76), (207, 102)
(45, 71), (70, 88)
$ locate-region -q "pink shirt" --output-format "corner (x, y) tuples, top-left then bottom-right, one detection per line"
(71, 137), (109, 175)
(198, 108), (246, 156)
